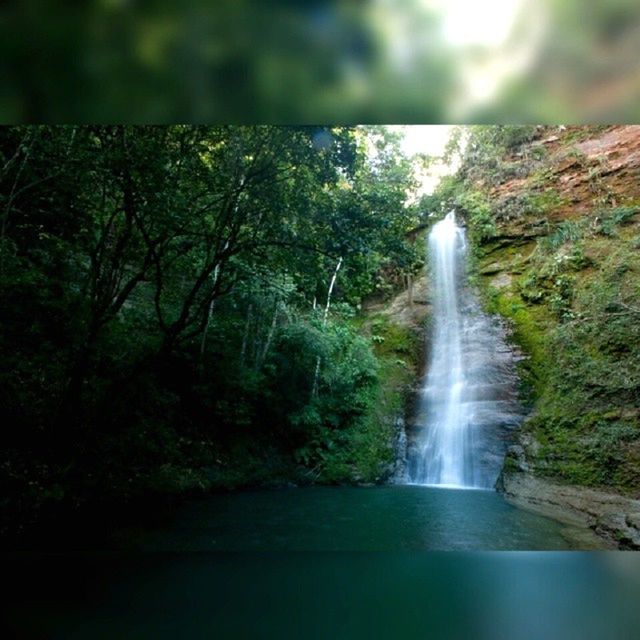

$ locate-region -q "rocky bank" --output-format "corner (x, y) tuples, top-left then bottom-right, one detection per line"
(462, 125), (640, 549)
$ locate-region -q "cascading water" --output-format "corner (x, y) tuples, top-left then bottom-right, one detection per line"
(405, 211), (523, 489)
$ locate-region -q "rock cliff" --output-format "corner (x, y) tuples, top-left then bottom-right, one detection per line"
(456, 125), (640, 547)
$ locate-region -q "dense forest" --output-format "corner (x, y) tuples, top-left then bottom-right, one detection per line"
(0, 125), (427, 535)
(2, 124), (639, 545)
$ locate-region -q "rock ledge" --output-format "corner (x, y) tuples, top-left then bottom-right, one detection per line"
(498, 467), (640, 549)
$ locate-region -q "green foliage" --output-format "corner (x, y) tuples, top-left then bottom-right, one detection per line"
(521, 189), (564, 216)
(426, 127), (562, 250)
(490, 125), (541, 151)
(517, 273), (546, 304)
(485, 269), (640, 491)
(271, 318), (378, 440)
(0, 125), (421, 527)
(540, 220), (587, 250)
(459, 126), (546, 186)
(477, 214), (640, 493)
(455, 190), (496, 241)
(547, 274), (575, 320)
(595, 205), (640, 236)
(583, 422), (638, 478)
(314, 315), (418, 484)
(425, 128), (559, 247)
(368, 315), (418, 358)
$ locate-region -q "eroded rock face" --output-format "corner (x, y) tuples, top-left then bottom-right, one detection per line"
(489, 125), (640, 226)
(378, 274), (431, 332)
(490, 272), (512, 289)
(469, 125), (640, 547)
(388, 126), (640, 534)
(403, 290), (526, 487)
(498, 439), (640, 550)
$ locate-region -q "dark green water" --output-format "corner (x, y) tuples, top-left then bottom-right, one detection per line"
(5, 552), (640, 639)
(126, 485), (571, 551)
(6, 487), (640, 638)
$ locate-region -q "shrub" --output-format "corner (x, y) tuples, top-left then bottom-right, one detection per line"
(456, 190), (496, 241)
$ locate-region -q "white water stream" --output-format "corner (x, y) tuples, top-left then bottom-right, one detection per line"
(406, 212), (523, 488)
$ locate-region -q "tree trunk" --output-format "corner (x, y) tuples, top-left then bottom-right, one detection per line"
(199, 261), (222, 356)
(322, 257), (343, 324)
(257, 300), (280, 368)
(240, 304), (253, 366)
(312, 257), (343, 397)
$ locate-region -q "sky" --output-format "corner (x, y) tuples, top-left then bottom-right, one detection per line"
(389, 125), (458, 197)
(428, 0), (524, 47)
(395, 124), (453, 158)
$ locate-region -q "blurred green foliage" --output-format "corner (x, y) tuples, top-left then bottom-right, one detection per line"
(0, 1), (452, 122)
(3, 1), (640, 122)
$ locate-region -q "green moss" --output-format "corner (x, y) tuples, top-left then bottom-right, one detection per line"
(475, 225), (640, 495)
(423, 126), (640, 496)
(481, 283), (552, 400)
(369, 315), (419, 359)
(314, 313), (419, 484)
(502, 455), (520, 473)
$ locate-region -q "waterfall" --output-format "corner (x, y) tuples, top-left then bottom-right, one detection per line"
(406, 211), (523, 489)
